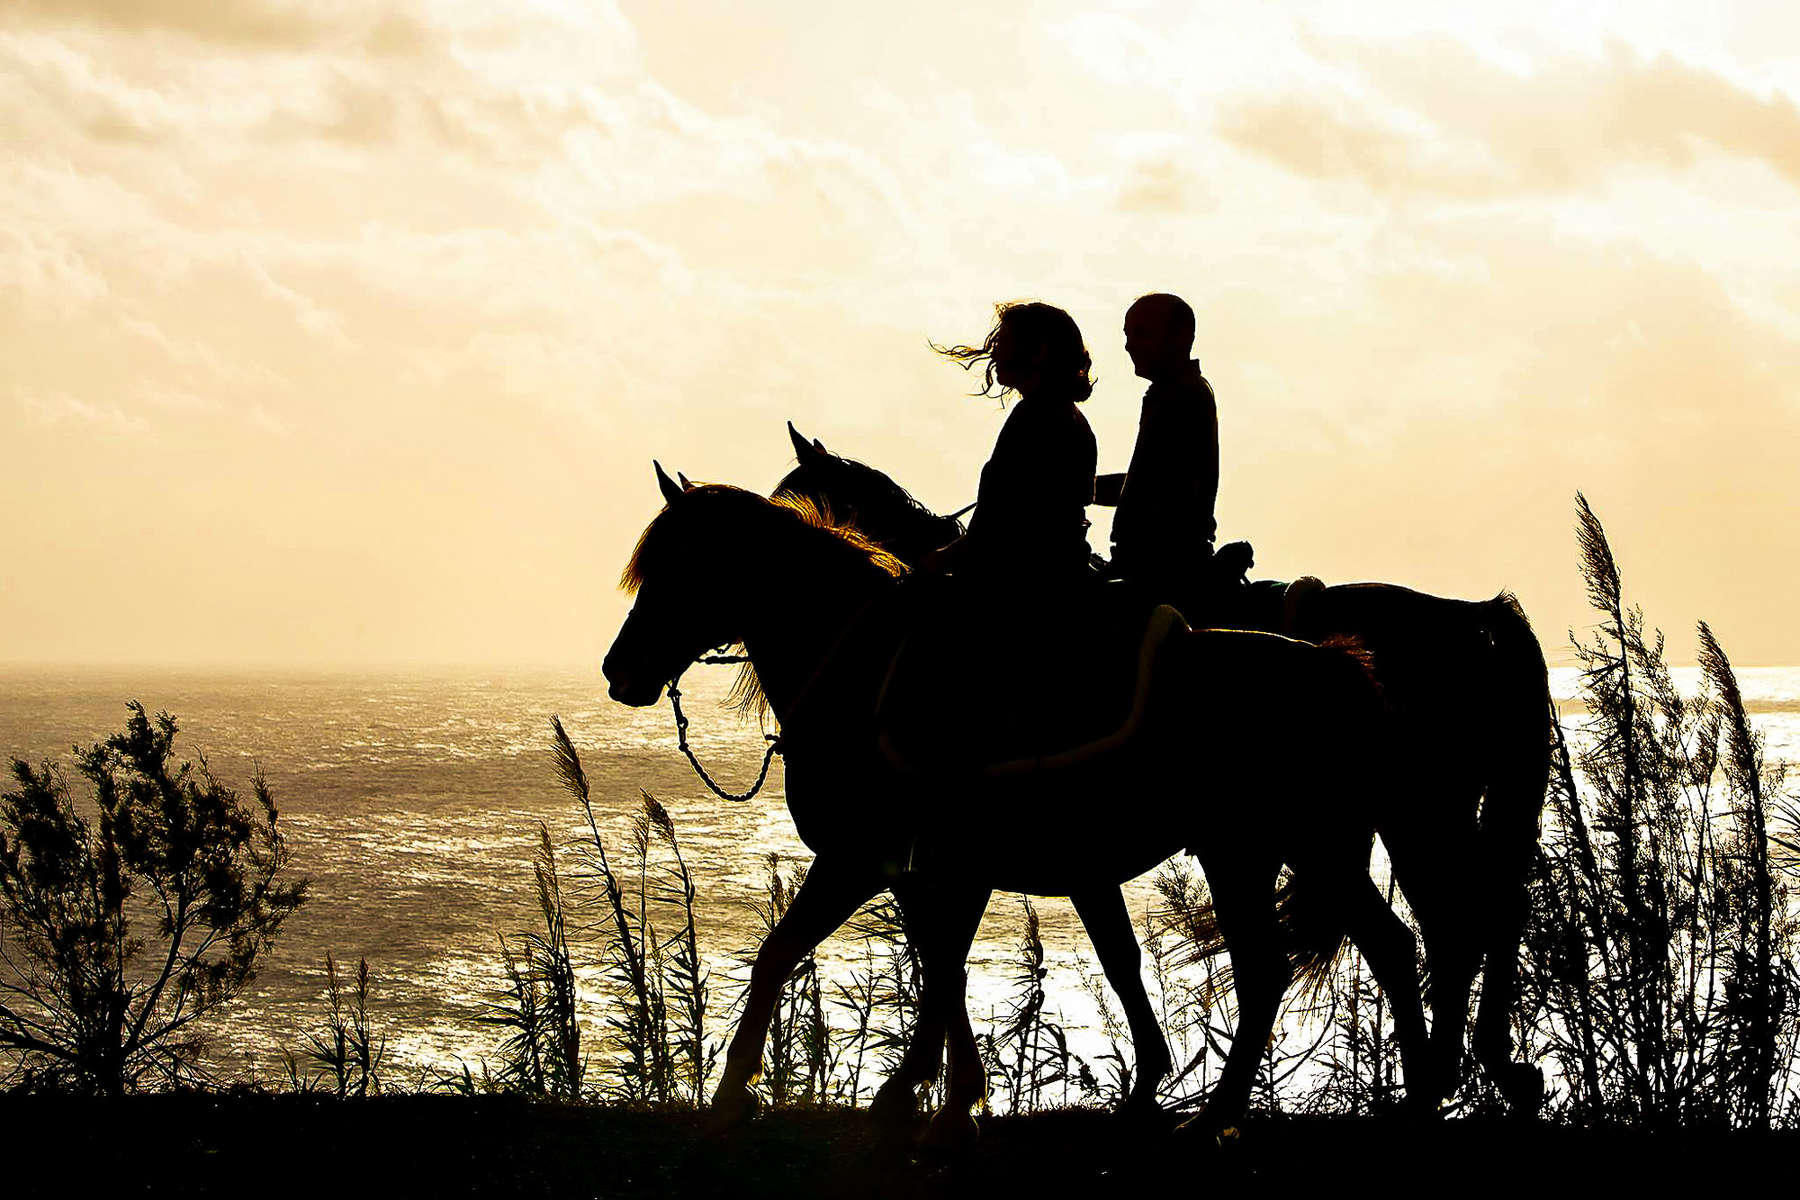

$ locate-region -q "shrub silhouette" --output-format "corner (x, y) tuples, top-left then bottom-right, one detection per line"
(0, 702), (307, 1094)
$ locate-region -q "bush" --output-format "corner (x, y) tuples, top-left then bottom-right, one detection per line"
(0, 702), (307, 1094)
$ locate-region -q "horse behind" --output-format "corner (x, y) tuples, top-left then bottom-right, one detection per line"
(774, 424), (1551, 1112)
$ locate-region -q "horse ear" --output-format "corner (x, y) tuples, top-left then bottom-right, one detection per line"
(788, 421), (816, 463)
(677, 471), (692, 490)
(812, 437), (828, 455)
(654, 460), (684, 505)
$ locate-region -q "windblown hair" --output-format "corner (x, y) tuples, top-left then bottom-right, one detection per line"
(618, 483), (906, 721)
(931, 300), (1095, 404)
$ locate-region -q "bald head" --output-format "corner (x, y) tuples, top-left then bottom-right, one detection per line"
(1123, 293), (1195, 382)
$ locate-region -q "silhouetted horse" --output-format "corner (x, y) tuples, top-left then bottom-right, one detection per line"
(775, 423), (1551, 1111)
(603, 469), (1435, 1136)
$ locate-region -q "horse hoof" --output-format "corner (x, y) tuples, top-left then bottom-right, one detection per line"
(1123, 1093), (1166, 1122)
(707, 1085), (761, 1132)
(1173, 1111), (1241, 1150)
(868, 1082), (920, 1129)
(922, 1110), (979, 1150)
(1500, 1063), (1545, 1116)
(1402, 1091), (1445, 1122)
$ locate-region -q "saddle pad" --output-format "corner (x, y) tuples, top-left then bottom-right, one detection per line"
(876, 601), (1188, 778)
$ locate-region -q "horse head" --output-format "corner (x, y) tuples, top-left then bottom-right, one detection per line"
(603, 463), (749, 706)
(774, 422), (963, 567)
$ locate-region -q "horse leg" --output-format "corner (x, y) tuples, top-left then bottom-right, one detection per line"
(1384, 821), (1481, 1102)
(1471, 855), (1544, 1113)
(917, 881), (993, 1147)
(868, 878), (989, 1130)
(712, 855), (881, 1126)
(1071, 887), (1171, 1115)
(1334, 867), (1437, 1114)
(1190, 851), (1287, 1130)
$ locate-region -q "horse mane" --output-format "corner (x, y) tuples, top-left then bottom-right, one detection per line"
(776, 452), (941, 524)
(618, 483), (906, 723)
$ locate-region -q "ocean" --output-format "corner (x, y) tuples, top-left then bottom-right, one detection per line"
(1, 663), (1796, 1092)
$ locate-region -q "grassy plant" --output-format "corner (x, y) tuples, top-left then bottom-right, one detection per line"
(1518, 494), (1800, 1128)
(1302, 946), (1402, 1116)
(738, 854), (835, 1107)
(834, 893), (922, 1105)
(1074, 957), (1131, 1108)
(1698, 622), (1800, 1125)
(551, 718), (717, 1106)
(643, 794), (715, 1106)
(282, 954), (386, 1097)
(481, 826), (584, 1101)
(1142, 860), (1232, 1108)
(979, 897), (1082, 1113)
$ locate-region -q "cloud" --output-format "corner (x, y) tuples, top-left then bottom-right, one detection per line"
(2, 0), (429, 53)
(15, 385), (149, 434)
(1221, 39), (1800, 196)
(0, 226), (111, 316)
(1115, 158), (1210, 214)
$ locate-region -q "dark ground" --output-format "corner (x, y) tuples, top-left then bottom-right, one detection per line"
(1, 1097), (1791, 1198)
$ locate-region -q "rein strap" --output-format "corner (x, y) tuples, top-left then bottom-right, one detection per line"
(668, 680), (782, 803)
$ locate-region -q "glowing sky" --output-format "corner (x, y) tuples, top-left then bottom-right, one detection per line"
(5, 1), (1798, 667)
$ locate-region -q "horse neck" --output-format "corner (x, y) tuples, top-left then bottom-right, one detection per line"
(739, 540), (891, 721)
(786, 467), (949, 570)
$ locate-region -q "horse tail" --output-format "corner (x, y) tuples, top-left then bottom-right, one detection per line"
(1155, 874), (1342, 997)
(1470, 591), (1552, 1101)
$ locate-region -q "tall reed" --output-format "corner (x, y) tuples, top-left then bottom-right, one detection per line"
(1518, 494), (1800, 1127)
(550, 716), (713, 1106)
(479, 825), (584, 1100)
(282, 954), (386, 1097)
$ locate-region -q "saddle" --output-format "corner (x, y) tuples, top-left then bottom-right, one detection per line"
(1127, 540), (1324, 637)
(874, 581), (1187, 778)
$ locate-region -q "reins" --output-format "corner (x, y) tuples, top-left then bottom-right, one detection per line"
(663, 591), (887, 804)
(667, 669), (782, 803)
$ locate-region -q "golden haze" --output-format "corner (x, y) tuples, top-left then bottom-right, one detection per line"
(4, 1), (1798, 666)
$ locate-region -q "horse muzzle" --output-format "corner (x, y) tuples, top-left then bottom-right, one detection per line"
(601, 655), (665, 707)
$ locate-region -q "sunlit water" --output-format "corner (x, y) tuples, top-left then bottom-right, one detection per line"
(1, 664), (1796, 1095)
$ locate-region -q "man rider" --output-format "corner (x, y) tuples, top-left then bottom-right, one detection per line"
(1094, 293), (1222, 612)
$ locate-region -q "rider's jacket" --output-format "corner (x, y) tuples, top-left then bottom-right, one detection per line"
(1109, 360), (1218, 584)
(963, 390), (1096, 583)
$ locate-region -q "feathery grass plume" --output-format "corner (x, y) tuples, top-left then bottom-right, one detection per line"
(552, 717), (658, 1103)
(643, 791), (715, 1106)
(1574, 491), (1623, 632)
(284, 954), (386, 1097)
(483, 934), (547, 1094)
(837, 893), (923, 1104)
(1139, 887), (1208, 1106)
(529, 825), (585, 1100)
(1517, 494), (1800, 1127)
(1074, 958), (1131, 1108)
(480, 826), (585, 1101)
(980, 897), (1079, 1114)
(1698, 623), (1800, 1126)
(831, 943), (882, 1105)
(735, 854), (833, 1107)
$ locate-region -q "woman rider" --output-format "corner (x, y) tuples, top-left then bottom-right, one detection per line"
(886, 302), (1099, 789)
(926, 301), (1098, 589)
